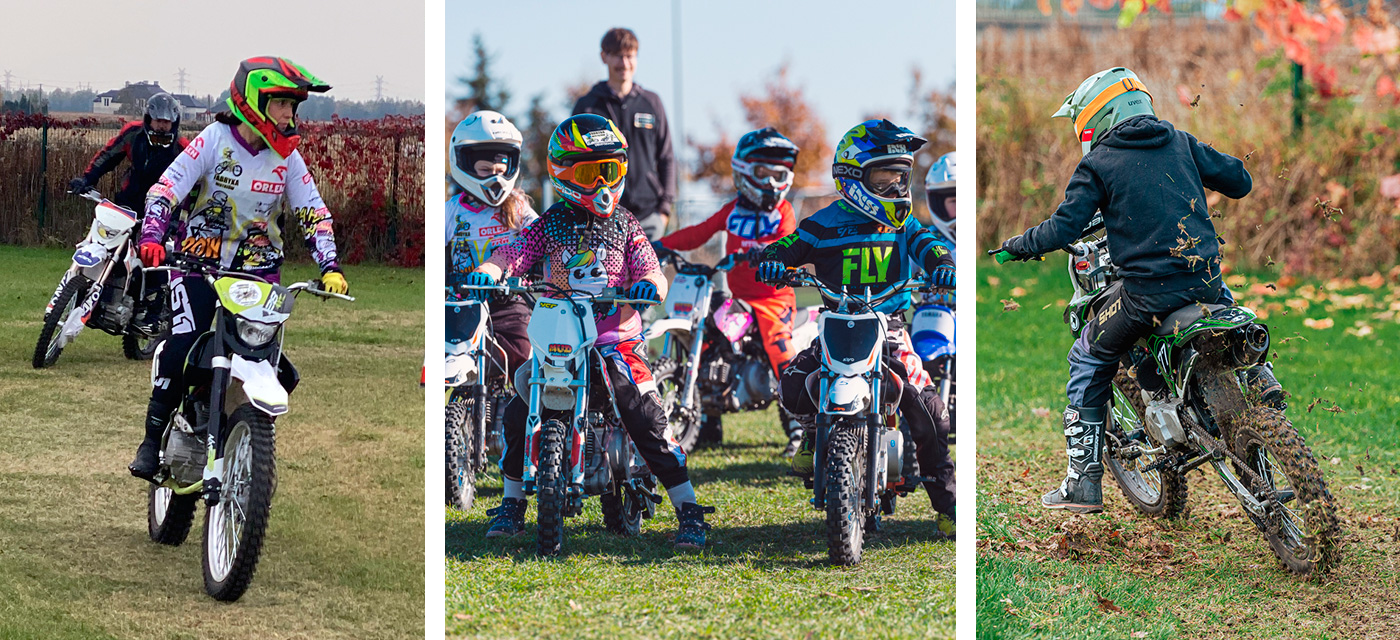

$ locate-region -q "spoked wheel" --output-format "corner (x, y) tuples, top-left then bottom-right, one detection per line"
(1104, 374), (1189, 518)
(534, 419), (568, 556)
(1233, 407), (1341, 575)
(653, 358), (701, 452)
(148, 484), (198, 546)
(122, 316), (166, 361)
(446, 391), (476, 511)
(202, 405), (276, 601)
(601, 481), (647, 537)
(825, 426), (867, 566)
(33, 276), (88, 369)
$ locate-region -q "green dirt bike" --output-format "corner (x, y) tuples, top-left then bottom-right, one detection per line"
(993, 214), (1340, 575)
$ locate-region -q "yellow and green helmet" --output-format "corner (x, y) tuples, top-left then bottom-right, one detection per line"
(1054, 67), (1155, 156)
(831, 119), (927, 229)
(227, 57), (331, 158)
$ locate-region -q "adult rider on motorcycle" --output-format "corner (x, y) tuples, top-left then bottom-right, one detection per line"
(128, 57), (348, 481)
(448, 110), (538, 378)
(993, 67), (1279, 514)
(758, 119), (958, 538)
(469, 114), (715, 550)
(653, 127), (804, 456)
(70, 92), (189, 332)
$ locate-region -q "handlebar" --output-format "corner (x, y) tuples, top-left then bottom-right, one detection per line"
(769, 268), (945, 309)
(71, 189), (104, 203)
(455, 279), (655, 307)
(655, 247), (747, 276)
(155, 254), (354, 301)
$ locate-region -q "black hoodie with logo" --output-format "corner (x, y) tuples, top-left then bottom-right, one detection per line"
(572, 81), (675, 221)
(1007, 115), (1252, 295)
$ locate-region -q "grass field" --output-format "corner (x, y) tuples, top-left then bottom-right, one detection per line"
(977, 258), (1400, 640)
(445, 387), (956, 638)
(0, 247), (424, 639)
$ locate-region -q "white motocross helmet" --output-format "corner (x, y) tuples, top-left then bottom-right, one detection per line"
(925, 151), (955, 240)
(450, 110), (522, 207)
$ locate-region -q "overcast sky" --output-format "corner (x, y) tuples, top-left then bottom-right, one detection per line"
(0, 0), (424, 102)
(446, 0), (955, 149)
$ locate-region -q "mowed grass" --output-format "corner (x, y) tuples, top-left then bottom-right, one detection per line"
(445, 406), (955, 638)
(0, 246), (424, 640)
(976, 258), (1400, 640)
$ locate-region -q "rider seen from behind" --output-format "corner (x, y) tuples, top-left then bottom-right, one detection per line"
(653, 127), (805, 456)
(993, 66), (1280, 514)
(128, 57), (348, 481)
(758, 119), (958, 538)
(469, 113), (715, 550)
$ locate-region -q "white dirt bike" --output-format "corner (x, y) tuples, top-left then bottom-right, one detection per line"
(445, 288), (513, 511)
(145, 254), (353, 601)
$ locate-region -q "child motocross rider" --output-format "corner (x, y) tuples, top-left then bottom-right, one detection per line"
(448, 110), (538, 379)
(757, 119), (958, 537)
(653, 127), (805, 456)
(992, 67), (1280, 514)
(468, 114), (714, 549)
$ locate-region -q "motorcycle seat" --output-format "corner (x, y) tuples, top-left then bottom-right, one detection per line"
(1152, 303), (1229, 336)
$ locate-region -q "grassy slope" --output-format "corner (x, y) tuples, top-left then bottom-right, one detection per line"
(976, 258), (1400, 640)
(0, 247), (424, 639)
(445, 403), (955, 638)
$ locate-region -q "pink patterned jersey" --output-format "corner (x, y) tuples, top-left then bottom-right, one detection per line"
(486, 202), (661, 344)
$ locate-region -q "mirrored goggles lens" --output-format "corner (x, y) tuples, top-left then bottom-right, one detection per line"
(567, 158), (626, 188)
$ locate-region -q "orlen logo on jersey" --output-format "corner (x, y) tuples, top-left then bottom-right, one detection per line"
(272, 166), (288, 181)
(478, 225), (506, 237)
(251, 180), (285, 194)
(184, 137), (205, 160)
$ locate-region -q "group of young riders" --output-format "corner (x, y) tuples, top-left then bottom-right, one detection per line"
(69, 57), (349, 481)
(449, 109), (959, 550)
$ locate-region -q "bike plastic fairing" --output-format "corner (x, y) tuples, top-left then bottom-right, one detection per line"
(822, 375), (870, 415)
(642, 317), (690, 342)
(819, 312), (885, 376)
(713, 299), (754, 344)
(228, 355), (289, 416)
(214, 278), (294, 324)
(445, 300), (488, 386)
(85, 200), (138, 250)
(911, 304), (955, 360)
(529, 296), (597, 368)
(664, 274), (709, 321)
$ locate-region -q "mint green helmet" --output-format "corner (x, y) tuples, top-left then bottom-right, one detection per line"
(1053, 67), (1155, 155)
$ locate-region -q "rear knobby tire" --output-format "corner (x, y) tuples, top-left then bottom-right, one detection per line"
(1234, 407), (1341, 575)
(825, 426), (867, 566)
(33, 276), (87, 369)
(122, 325), (161, 361)
(446, 394), (476, 511)
(147, 484), (198, 546)
(535, 419), (568, 556)
(1106, 371), (1190, 519)
(601, 484), (644, 537)
(652, 358), (701, 452)
(202, 405), (276, 602)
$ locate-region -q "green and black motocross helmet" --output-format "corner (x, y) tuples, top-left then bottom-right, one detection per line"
(1054, 67), (1155, 155)
(832, 119), (927, 229)
(227, 57), (331, 158)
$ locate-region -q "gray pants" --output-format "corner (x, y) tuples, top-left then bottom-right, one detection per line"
(637, 213), (668, 242)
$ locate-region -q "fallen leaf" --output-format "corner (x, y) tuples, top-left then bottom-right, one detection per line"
(453, 613), (469, 620)
(1359, 271), (1386, 289)
(1133, 632), (1149, 639)
(1011, 286), (1028, 297)
(847, 586), (878, 592)
(1001, 298), (1021, 312)
(1032, 407), (1052, 418)
(569, 600), (582, 611)
(987, 276), (1001, 286)
(1097, 594), (1123, 613)
(1303, 317), (1335, 330)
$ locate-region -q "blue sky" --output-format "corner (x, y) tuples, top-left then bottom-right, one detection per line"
(446, 0), (955, 156)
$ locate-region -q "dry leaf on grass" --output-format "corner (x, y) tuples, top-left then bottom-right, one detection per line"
(1001, 298), (1021, 312)
(1011, 286), (1028, 297)
(569, 600), (582, 611)
(1303, 317), (1335, 329)
(1096, 595), (1123, 613)
(1032, 407), (1052, 418)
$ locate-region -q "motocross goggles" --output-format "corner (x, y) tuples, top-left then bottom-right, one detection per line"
(553, 156), (627, 190)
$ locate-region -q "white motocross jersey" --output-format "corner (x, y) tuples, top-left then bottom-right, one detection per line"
(446, 192), (538, 283)
(143, 121), (339, 275)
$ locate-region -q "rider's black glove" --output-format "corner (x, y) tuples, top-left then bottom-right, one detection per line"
(996, 234), (1033, 261)
(68, 177), (89, 194)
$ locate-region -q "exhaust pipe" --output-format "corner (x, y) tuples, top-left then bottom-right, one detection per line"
(1231, 323), (1270, 367)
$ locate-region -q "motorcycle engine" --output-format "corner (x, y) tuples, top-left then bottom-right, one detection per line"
(582, 422), (612, 496)
(164, 415), (205, 485)
(732, 359), (778, 410)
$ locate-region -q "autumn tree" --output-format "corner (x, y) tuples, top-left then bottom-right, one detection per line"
(455, 33), (510, 119)
(909, 66), (956, 220)
(690, 64), (831, 198)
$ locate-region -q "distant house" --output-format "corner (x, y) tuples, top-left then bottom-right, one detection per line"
(91, 81), (208, 119)
(173, 93), (210, 120)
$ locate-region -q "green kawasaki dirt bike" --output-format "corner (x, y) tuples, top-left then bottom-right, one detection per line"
(994, 214), (1340, 575)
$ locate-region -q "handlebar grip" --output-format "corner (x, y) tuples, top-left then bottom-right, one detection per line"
(993, 250), (1015, 264)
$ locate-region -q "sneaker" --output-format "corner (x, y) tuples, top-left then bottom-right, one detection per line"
(674, 502), (715, 550)
(932, 510), (955, 541)
(484, 498), (528, 538)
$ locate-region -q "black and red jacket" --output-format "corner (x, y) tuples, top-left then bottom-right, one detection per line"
(81, 121), (189, 212)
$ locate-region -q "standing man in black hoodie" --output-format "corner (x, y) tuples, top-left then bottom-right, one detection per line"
(573, 27), (676, 241)
(993, 67), (1279, 515)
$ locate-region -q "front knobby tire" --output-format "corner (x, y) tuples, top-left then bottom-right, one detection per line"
(202, 405), (276, 602)
(148, 484), (198, 546)
(446, 393), (476, 511)
(535, 419), (568, 556)
(653, 358), (701, 452)
(1234, 407), (1341, 575)
(33, 277), (88, 369)
(1106, 372), (1190, 519)
(825, 426), (867, 566)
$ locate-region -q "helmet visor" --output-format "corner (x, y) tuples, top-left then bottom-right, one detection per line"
(146, 128), (176, 147)
(864, 164), (912, 199)
(456, 144), (520, 181)
(556, 157), (627, 189)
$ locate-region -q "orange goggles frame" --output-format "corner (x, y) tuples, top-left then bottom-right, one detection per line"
(554, 157), (627, 189)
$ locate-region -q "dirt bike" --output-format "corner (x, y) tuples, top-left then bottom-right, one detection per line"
(145, 254), (353, 601)
(33, 189), (167, 368)
(768, 268), (944, 565)
(911, 291), (956, 440)
(992, 213), (1340, 575)
(467, 279), (664, 556)
(445, 288), (513, 512)
(643, 248), (819, 450)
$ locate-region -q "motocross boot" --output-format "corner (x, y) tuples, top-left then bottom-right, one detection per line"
(128, 399), (173, 481)
(1040, 405), (1106, 514)
(697, 414), (723, 446)
(932, 508), (955, 541)
(133, 287), (165, 335)
(790, 427), (815, 477)
(484, 498), (528, 538)
(674, 502), (716, 550)
(779, 408), (803, 458)
(1243, 363), (1286, 411)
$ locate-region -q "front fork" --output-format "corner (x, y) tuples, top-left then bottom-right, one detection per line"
(810, 373), (886, 515)
(521, 358), (590, 500)
(203, 352), (230, 506)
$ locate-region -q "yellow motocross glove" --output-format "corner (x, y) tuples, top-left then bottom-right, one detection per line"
(321, 271), (349, 295)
